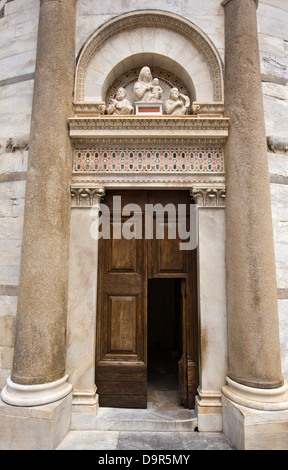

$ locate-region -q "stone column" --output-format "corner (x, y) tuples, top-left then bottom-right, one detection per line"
(221, 0), (288, 449)
(1, 0), (76, 406)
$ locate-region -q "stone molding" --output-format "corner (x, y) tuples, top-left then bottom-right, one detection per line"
(73, 102), (106, 116)
(73, 101), (224, 119)
(69, 116), (229, 133)
(222, 377), (288, 411)
(75, 10), (224, 102)
(72, 137), (227, 148)
(192, 102), (224, 117)
(221, 0), (258, 7)
(71, 186), (105, 207)
(41, 0), (76, 4)
(69, 116), (229, 143)
(190, 186), (226, 207)
(1, 374), (72, 407)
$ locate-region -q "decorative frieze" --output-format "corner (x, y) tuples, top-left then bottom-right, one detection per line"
(73, 102), (106, 116)
(192, 102), (224, 117)
(74, 146), (224, 174)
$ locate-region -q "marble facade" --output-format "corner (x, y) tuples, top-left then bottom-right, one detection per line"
(0, 0), (288, 450)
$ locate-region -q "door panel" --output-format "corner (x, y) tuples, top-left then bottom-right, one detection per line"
(96, 190), (198, 409)
(109, 296), (137, 353)
(96, 198), (147, 408)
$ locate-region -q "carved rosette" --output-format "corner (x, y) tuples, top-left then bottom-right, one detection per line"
(71, 187), (105, 207)
(191, 187), (226, 207)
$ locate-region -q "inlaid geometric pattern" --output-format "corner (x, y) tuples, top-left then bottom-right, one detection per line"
(74, 147), (224, 173)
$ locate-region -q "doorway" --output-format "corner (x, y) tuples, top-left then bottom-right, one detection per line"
(95, 190), (198, 409)
(148, 278), (182, 408)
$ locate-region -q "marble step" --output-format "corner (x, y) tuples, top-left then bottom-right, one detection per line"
(93, 407), (198, 432)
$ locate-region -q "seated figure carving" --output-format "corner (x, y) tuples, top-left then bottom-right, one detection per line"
(164, 87), (190, 115)
(106, 87), (134, 115)
(133, 66), (162, 103)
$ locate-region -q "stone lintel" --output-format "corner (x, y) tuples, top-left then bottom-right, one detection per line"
(69, 116), (229, 141)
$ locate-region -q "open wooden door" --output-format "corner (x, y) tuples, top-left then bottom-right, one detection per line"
(96, 192), (147, 408)
(96, 190), (198, 409)
(147, 191), (198, 409)
(178, 277), (199, 409)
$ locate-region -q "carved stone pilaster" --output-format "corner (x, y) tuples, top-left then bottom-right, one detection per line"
(190, 186), (226, 207)
(71, 186), (105, 207)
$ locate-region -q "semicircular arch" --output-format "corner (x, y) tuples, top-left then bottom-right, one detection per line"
(75, 10), (224, 103)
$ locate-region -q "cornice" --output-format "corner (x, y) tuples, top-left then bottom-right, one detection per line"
(71, 174), (226, 194)
(69, 116), (229, 141)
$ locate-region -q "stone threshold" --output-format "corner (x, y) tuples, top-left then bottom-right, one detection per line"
(72, 407), (198, 433)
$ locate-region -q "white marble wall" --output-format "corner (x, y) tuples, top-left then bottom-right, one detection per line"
(258, 0), (288, 380)
(0, 0), (39, 389)
(76, 0), (224, 60)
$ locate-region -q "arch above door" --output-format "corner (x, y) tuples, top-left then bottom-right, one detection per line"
(75, 10), (224, 103)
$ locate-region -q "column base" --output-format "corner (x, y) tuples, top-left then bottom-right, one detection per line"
(71, 388), (99, 430)
(195, 388), (223, 431)
(0, 393), (72, 450)
(222, 376), (288, 411)
(222, 394), (288, 450)
(1, 374), (72, 407)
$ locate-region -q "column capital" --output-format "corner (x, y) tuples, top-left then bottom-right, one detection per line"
(40, 0), (76, 3)
(40, 0), (77, 6)
(221, 0), (258, 8)
(71, 186), (106, 207)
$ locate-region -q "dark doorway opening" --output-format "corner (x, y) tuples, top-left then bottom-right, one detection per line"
(147, 278), (182, 407)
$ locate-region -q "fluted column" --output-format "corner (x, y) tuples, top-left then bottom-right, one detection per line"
(2, 0), (76, 406)
(222, 0), (287, 406)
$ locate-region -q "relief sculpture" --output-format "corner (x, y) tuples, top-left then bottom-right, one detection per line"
(133, 66), (158, 102)
(164, 87), (190, 115)
(105, 66), (190, 115)
(106, 87), (134, 115)
(267, 136), (288, 154)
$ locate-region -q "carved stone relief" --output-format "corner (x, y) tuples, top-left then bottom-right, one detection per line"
(75, 11), (224, 103)
(190, 187), (226, 207)
(105, 66), (191, 116)
(5, 137), (29, 153)
(164, 88), (190, 116)
(106, 87), (133, 116)
(267, 136), (288, 154)
(71, 187), (105, 207)
(105, 66), (191, 107)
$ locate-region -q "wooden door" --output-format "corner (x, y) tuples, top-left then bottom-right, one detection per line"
(147, 191), (198, 409)
(96, 190), (198, 409)
(96, 192), (147, 408)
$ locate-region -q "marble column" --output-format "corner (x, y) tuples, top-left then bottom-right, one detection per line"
(221, 0), (288, 449)
(1, 0), (76, 406)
